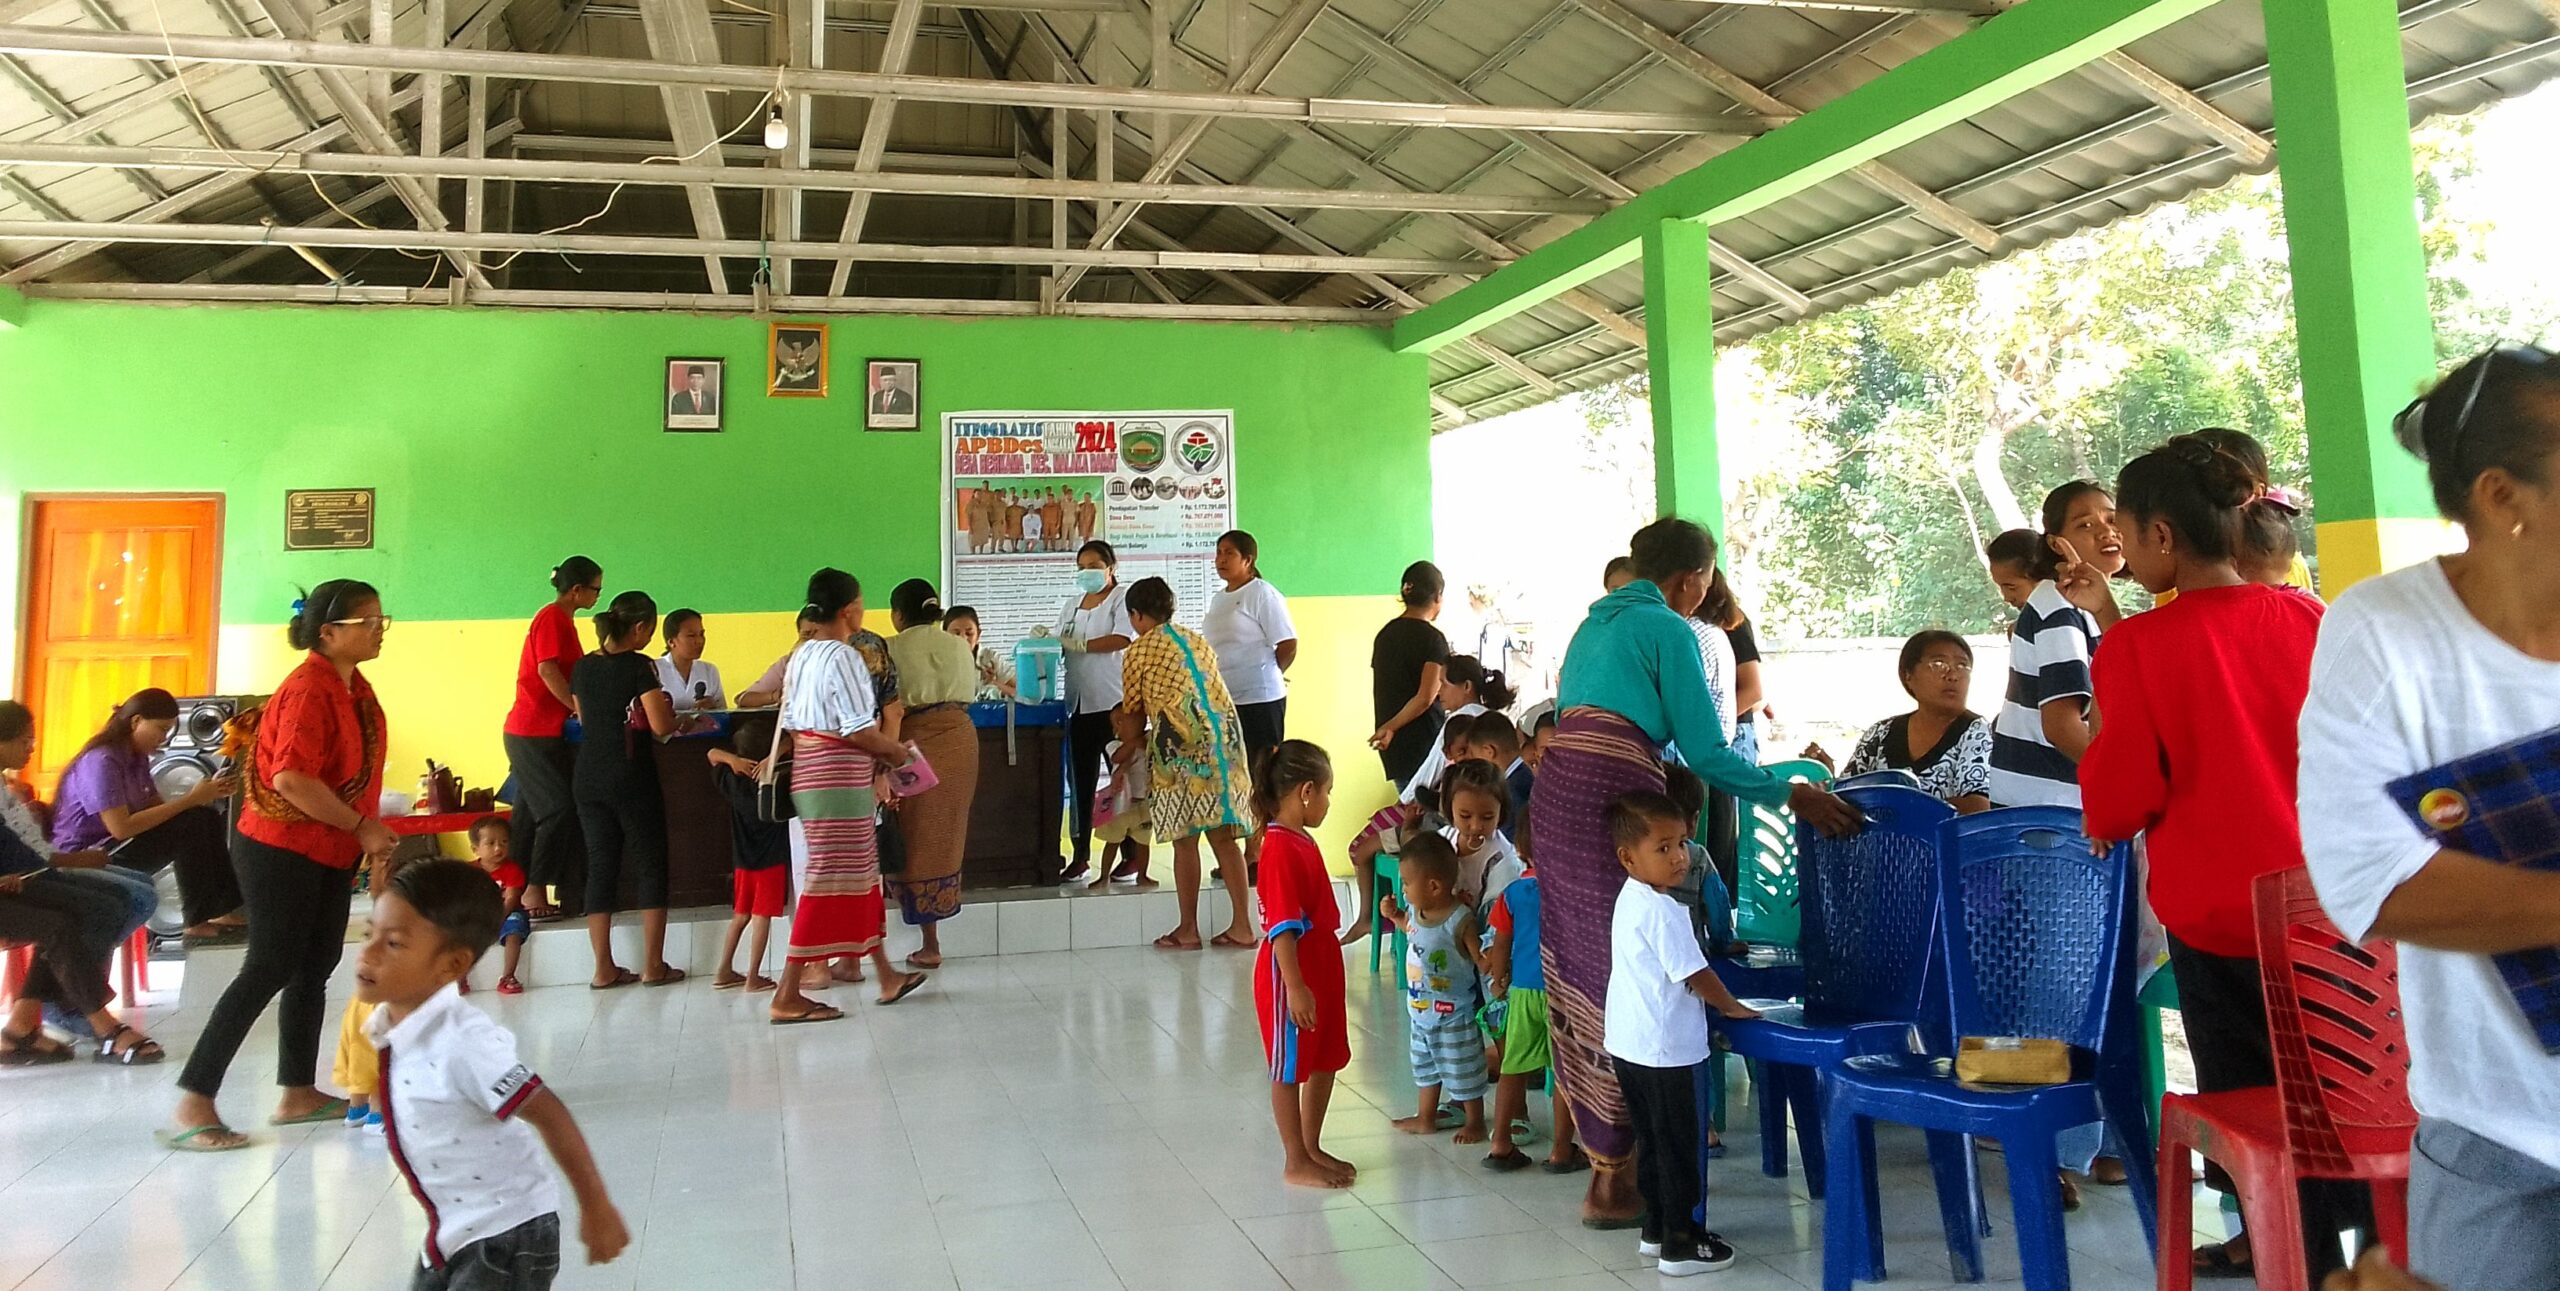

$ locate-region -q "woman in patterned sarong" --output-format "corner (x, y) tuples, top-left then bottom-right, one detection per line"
(1533, 519), (1861, 1226)
(770, 568), (928, 1025)
(1118, 576), (1256, 952)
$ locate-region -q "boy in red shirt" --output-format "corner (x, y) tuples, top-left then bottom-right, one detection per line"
(470, 816), (531, 995)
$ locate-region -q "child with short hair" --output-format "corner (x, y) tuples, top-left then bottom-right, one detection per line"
(707, 726), (787, 992)
(359, 859), (627, 1288)
(469, 816), (530, 995)
(1439, 759), (1523, 917)
(1381, 834), (1488, 1143)
(1604, 791), (1758, 1277)
(1984, 528), (2043, 614)
(1458, 713), (1531, 841)
(1481, 855), (1581, 1173)
(1660, 767), (1737, 956)
(1252, 739), (1353, 1190)
(1089, 733), (1156, 890)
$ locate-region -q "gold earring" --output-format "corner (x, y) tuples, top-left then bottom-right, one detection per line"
(2515, 522), (2528, 540)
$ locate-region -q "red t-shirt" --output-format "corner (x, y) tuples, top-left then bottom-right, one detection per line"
(239, 652), (387, 868)
(2080, 584), (2324, 957)
(485, 860), (527, 893)
(503, 603), (584, 737)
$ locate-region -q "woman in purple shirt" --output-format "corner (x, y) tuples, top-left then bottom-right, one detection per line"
(52, 689), (245, 938)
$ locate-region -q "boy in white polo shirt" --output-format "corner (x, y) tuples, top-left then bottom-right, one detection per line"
(1603, 790), (1759, 1278)
(360, 859), (627, 1289)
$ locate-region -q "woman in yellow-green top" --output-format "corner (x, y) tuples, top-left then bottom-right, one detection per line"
(884, 579), (983, 968)
(1119, 576), (1255, 952)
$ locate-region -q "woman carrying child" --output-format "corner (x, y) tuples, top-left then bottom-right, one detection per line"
(1119, 577), (1256, 950)
(1252, 740), (1353, 1189)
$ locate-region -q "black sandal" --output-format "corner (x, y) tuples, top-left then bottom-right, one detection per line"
(2193, 1243), (2253, 1280)
(94, 1025), (165, 1066)
(0, 1026), (72, 1066)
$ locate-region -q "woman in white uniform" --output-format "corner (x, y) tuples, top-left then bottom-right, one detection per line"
(1057, 541), (1136, 881)
(654, 608), (727, 712)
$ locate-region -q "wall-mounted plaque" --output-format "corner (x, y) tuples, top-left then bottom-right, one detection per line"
(285, 488), (374, 551)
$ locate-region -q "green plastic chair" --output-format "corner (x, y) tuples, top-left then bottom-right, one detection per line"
(1710, 758), (1831, 1132)
(1368, 860), (1408, 990)
(2137, 965), (2180, 1118)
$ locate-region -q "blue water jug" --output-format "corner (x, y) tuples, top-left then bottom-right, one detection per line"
(1015, 631), (1065, 705)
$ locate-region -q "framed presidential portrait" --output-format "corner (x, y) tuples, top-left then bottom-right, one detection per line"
(864, 358), (920, 431)
(663, 358), (724, 432)
(769, 323), (827, 398)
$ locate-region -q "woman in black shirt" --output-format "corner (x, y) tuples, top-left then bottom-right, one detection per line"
(571, 590), (685, 988)
(1368, 560), (1450, 787)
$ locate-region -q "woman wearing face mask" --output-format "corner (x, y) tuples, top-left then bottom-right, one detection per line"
(1056, 541), (1136, 882)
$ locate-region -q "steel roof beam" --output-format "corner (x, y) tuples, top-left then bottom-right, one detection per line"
(827, 0), (924, 294)
(0, 216), (1494, 274)
(0, 23), (1769, 135)
(188, 178), (396, 280)
(0, 54), (167, 203)
(1052, 0), (1326, 297)
(1391, 0), (2220, 353)
(20, 278), (1391, 319)
(1646, 0), (1997, 13)
(635, 0), (733, 292)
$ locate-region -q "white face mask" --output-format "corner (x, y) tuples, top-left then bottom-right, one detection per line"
(1076, 568), (1110, 595)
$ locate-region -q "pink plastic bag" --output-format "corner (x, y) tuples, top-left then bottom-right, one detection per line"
(886, 744), (939, 797)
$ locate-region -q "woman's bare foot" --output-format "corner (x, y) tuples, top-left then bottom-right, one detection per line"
(1389, 1115), (1438, 1136)
(746, 975), (778, 992)
(1130, 877), (1160, 891)
(906, 952), (943, 969)
(1087, 875), (1114, 892)
(167, 1093), (248, 1149)
(1452, 1119), (1489, 1145)
(875, 969), (927, 1005)
(1283, 1157), (1352, 1189)
(712, 971), (748, 990)
(1312, 1148), (1357, 1179)
(1581, 1166), (1643, 1227)
(829, 959), (865, 984)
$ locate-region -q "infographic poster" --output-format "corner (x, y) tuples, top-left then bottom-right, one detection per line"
(943, 410), (1235, 653)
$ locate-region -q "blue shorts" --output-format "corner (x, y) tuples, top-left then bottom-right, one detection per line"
(1408, 1011), (1488, 1102)
(499, 911), (531, 943)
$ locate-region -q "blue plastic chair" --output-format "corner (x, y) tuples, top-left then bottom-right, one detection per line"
(1816, 808), (2160, 1290)
(1714, 785), (1955, 1206)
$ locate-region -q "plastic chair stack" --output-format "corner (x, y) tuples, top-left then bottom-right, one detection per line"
(1716, 785), (1955, 1209)
(1707, 759), (1828, 1130)
(2155, 868), (2415, 1291)
(1817, 807), (2160, 1291)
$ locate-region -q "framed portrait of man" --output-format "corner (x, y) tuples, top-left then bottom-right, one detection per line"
(664, 358), (723, 432)
(864, 359), (920, 431)
(769, 323), (827, 398)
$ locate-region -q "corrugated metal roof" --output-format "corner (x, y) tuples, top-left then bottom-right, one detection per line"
(1, 0), (2554, 411)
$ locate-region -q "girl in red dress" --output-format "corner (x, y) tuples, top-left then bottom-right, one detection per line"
(1253, 739), (1353, 1189)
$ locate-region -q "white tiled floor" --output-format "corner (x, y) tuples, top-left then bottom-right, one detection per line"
(0, 931), (2191, 1291)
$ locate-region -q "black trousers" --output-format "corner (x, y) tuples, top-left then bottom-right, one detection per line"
(1236, 698), (1287, 765)
(177, 836), (354, 1098)
(109, 804), (243, 927)
(2168, 934), (2373, 1279)
(1067, 709), (1116, 868)
(1614, 1055), (1710, 1252)
(575, 791), (668, 914)
(502, 733), (583, 900)
(410, 1214), (561, 1291)
(0, 879), (120, 1016)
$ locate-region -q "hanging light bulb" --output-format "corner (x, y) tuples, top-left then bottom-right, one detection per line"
(763, 97), (790, 151)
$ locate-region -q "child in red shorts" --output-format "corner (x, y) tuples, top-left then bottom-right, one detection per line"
(709, 728), (789, 992)
(1253, 739), (1353, 1190)
(469, 816), (531, 995)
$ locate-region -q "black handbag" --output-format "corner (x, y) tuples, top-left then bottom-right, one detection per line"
(756, 668), (796, 823)
(875, 808), (908, 877)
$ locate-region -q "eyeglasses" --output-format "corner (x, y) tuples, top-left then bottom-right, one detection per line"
(329, 615), (393, 630)
(2394, 344), (2556, 463)
(1917, 658), (1973, 676)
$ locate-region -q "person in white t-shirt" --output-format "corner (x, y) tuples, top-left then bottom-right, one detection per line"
(1602, 790), (1757, 1278)
(359, 859), (625, 1287)
(1057, 541), (1137, 881)
(2300, 344), (2560, 1291)
(653, 608), (727, 712)
(1204, 529), (1298, 875)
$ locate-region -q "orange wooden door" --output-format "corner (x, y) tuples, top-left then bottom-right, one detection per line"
(17, 497), (222, 796)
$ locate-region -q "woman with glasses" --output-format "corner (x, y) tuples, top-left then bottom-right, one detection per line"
(2301, 344), (2560, 1291)
(166, 578), (395, 1152)
(1838, 630), (1992, 814)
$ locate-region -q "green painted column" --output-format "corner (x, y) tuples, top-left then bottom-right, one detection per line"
(2263, 0), (2441, 592)
(0, 284), (25, 330)
(1644, 218), (1723, 536)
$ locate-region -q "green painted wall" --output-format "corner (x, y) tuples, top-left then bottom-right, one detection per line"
(0, 299), (1431, 667)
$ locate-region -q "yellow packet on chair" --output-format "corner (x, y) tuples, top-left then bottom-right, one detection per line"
(1954, 1036), (2071, 1086)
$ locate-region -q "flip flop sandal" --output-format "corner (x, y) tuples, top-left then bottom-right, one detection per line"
(2193, 1245), (2254, 1280)
(155, 1125), (249, 1153)
(0, 1027), (73, 1066)
(771, 1004), (845, 1026)
(1540, 1148), (1592, 1175)
(1210, 932), (1257, 949)
(879, 974), (928, 1006)
(1481, 1149), (1534, 1173)
(712, 975), (748, 992)
(271, 1097), (351, 1126)
(94, 1025), (165, 1066)
(747, 977), (779, 993)
(589, 968), (640, 991)
(1152, 932), (1202, 952)
(642, 968), (688, 988)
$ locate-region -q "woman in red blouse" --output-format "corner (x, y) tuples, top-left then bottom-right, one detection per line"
(2078, 435), (2361, 1279)
(502, 556), (600, 918)
(164, 579), (396, 1152)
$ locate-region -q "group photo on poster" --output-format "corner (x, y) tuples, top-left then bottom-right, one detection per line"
(943, 411), (1234, 654)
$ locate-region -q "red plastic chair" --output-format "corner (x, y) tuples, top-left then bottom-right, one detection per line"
(2155, 868), (2415, 1291)
(118, 928), (149, 1001)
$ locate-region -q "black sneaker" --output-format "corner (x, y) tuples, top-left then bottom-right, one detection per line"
(1657, 1233), (1737, 1277)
